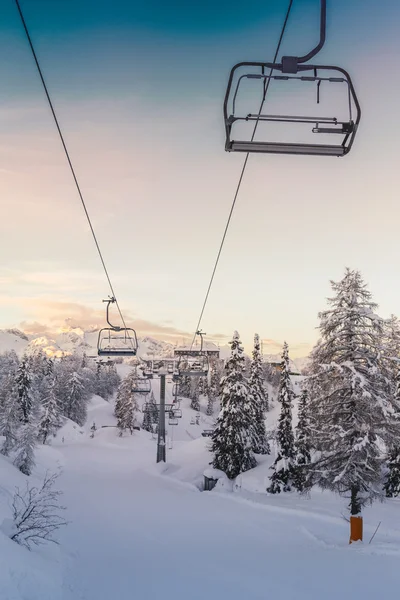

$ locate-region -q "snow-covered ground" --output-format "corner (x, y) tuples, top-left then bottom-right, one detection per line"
(2, 377), (400, 599)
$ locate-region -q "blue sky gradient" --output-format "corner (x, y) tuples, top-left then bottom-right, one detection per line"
(1, 0), (399, 353)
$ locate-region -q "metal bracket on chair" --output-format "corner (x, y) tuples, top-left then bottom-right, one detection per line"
(281, 0), (326, 73)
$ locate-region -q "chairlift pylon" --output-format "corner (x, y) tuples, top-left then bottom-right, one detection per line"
(224, 0), (361, 157)
(97, 297), (138, 357)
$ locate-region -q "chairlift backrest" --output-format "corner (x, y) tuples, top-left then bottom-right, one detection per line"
(224, 63), (360, 157)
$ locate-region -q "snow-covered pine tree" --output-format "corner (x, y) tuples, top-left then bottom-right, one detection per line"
(384, 446), (400, 497)
(65, 371), (88, 426)
(190, 380), (200, 411)
(15, 355), (34, 423)
(142, 405), (154, 432)
(382, 314), (400, 373)
(13, 420), (36, 476)
(149, 390), (159, 426)
(38, 380), (63, 444)
(12, 355), (39, 475)
(383, 368), (400, 497)
(267, 342), (295, 493)
(292, 389), (311, 492)
(206, 380), (214, 416)
(179, 375), (191, 398)
(211, 331), (257, 479)
(0, 374), (20, 456)
(248, 334), (270, 454)
(306, 268), (400, 515)
(142, 390), (157, 432)
(115, 372), (138, 435)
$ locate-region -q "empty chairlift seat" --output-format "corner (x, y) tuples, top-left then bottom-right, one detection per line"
(97, 297), (138, 357)
(224, 64), (360, 157)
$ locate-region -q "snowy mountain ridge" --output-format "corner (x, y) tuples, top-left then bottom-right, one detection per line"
(0, 328), (309, 370)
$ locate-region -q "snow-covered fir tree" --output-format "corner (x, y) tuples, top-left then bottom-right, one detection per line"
(0, 373), (20, 456)
(142, 405), (154, 432)
(13, 355), (39, 475)
(306, 268), (400, 515)
(65, 371), (88, 426)
(149, 391), (158, 426)
(384, 445), (400, 497)
(15, 355), (34, 423)
(13, 421), (37, 476)
(267, 342), (295, 493)
(179, 375), (191, 398)
(206, 361), (221, 416)
(211, 331), (257, 479)
(292, 389), (311, 492)
(248, 334), (270, 454)
(206, 382), (214, 416)
(383, 368), (400, 497)
(142, 390), (158, 432)
(38, 380), (63, 444)
(115, 371), (139, 436)
(190, 381), (200, 411)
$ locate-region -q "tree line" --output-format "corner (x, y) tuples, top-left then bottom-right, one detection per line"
(0, 350), (120, 475)
(211, 268), (400, 516)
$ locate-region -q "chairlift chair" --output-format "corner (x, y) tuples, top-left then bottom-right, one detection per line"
(98, 297), (138, 357)
(174, 331), (210, 377)
(223, 0), (360, 157)
(177, 355), (209, 377)
(132, 378), (151, 394)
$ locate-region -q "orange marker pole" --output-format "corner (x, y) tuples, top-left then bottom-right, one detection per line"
(349, 515), (363, 544)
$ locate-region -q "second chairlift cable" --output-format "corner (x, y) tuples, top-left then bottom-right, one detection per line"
(190, 0), (295, 348)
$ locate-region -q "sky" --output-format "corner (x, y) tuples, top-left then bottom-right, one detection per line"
(0, 0), (399, 356)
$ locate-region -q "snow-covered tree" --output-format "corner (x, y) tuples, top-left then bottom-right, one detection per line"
(65, 371), (88, 426)
(149, 390), (159, 425)
(115, 371), (138, 435)
(38, 381), (63, 444)
(179, 375), (191, 399)
(381, 314), (400, 377)
(0, 374), (20, 457)
(93, 361), (120, 400)
(248, 334), (270, 454)
(206, 382), (214, 416)
(267, 342), (295, 493)
(211, 331), (257, 479)
(142, 390), (158, 432)
(384, 446), (400, 498)
(13, 422), (37, 476)
(15, 356), (34, 423)
(306, 268), (400, 515)
(190, 384), (200, 411)
(292, 389), (311, 492)
(383, 368), (400, 497)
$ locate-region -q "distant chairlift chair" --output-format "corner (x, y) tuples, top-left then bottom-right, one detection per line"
(97, 297), (138, 357)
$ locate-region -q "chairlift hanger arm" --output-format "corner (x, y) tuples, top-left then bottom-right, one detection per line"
(281, 0), (326, 73)
(102, 296), (121, 331)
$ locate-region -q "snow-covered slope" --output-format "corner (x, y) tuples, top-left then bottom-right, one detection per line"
(3, 386), (400, 600)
